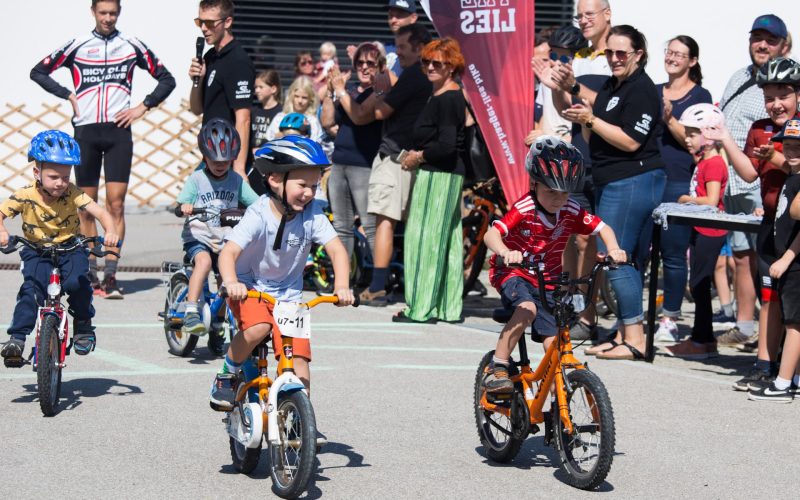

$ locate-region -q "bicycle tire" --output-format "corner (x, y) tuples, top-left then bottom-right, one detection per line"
(163, 273), (199, 357)
(599, 272), (619, 318)
(269, 391), (317, 499)
(229, 436), (262, 474)
(463, 242), (488, 298)
(473, 351), (526, 463)
(553, 369), (615, 490)
(37, 314), (62, 417)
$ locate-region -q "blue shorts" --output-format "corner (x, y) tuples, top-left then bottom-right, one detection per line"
(719, 240), (732, 257)
(183, 241), (219, 273)
(499, 277), (557, 337)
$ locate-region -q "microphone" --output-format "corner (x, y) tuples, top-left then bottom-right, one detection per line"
(193, 36), (205, 88)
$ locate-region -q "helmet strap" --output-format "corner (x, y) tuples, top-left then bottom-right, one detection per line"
(270, 173), (296, 251)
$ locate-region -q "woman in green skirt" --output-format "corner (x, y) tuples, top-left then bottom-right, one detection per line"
(394, 38), (467, 323)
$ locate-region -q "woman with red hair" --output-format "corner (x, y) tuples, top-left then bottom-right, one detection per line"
(394, 38), (467, 323)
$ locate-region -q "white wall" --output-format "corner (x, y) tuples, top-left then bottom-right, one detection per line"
(609, 0), (800, 101)
(5, 0), (199, 107)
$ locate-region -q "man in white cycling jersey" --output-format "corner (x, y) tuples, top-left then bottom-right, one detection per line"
(30, 0), (175, 299)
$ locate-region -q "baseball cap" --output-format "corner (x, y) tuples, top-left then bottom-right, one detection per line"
(387, 0), (416, 14)
(772, 119), (800, 143)
(750, 14), (788, 39)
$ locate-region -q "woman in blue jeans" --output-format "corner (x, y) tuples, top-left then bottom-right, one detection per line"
(652, 35), (713, 341)
(563, 25), (665, 360)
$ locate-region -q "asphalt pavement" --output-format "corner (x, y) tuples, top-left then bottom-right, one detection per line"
(0, 212), (796, 499)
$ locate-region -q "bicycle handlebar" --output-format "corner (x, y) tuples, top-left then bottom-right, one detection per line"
(174, 205), (210, 218)
(219, 287), (360, 308)
(0, 235), (120, 257)
(497, 255), (635, 317)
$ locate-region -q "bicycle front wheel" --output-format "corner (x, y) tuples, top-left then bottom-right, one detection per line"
(473, 351), (526, 463)
(37, 314), (62, 417)
(553, 369), (615, 490)
(269, 391), (317, 499)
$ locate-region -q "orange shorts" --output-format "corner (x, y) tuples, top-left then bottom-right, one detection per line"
(228, 296), (312, 361)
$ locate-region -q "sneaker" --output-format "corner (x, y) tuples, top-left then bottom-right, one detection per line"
(1, 338), (25, 359)
(484, 364), (514, 394)
(732, 366), (771, 392)
(210, 372), (237, 409)
(570, 321), (596, 341)
(73, 320), (96, 355)
(736, 332), (759, 353)
(466, 280), (488, 297)
(711, 309), (735, 324)
(207, 328), (226, 357)
(748, 382), (794, 403)
(102, 274), (123, 300)
(654, 317), (680, 343)
(182, 311), (206, 336)
(663, 339), (709, 360)
(715, 326), (750, 346)
(359, 288), (388, 307)
(89, 270), (104, 297)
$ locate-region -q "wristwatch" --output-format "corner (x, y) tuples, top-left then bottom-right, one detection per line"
(585, 116), (595, 129)
(569, 82), (581, 96)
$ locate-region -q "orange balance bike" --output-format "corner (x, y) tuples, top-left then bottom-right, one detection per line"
(475, 257), (633, 490)
(218, 289), (356, 499)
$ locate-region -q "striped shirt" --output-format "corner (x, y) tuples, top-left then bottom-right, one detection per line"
(489, 193), (604, 289)
(720, 66), (765, 195)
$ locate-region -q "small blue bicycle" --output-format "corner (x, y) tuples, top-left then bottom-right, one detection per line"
(159, 207), (243, 357)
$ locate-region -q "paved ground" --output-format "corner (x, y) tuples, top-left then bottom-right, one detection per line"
(0, 213), (797, 499)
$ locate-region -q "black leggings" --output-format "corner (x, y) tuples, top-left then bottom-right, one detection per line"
(689, 230), (727, 343)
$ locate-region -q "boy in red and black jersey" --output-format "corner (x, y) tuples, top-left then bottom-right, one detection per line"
(483, 137), (627, 394)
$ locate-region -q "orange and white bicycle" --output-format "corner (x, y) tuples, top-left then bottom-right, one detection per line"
(475, 256), (632, 490)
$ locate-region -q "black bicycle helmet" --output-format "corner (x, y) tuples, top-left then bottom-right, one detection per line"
(198, 117), (241, 162)
(756, 57), (800, 88)
(525, 135), (585, 192)
(548, 25), (588, 51)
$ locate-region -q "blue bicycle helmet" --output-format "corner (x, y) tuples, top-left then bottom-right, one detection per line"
(278, 112), (311, 136)
(252, 136), (330, 250)
(198, 117), (241, 162)
(28, 130), (81, 165)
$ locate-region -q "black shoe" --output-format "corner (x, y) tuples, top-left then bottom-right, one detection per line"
(102, 274), (123, 300)
(89, 270), (104, 296)
(732, 366), (771, 392)
(748, 382), (794, 403)
(207, 329), (226, 357)
(467, 280), (488, 297)
(570, 321), (596, 341)
(711, 309), (735, 324)
(1, 338), (25, 359)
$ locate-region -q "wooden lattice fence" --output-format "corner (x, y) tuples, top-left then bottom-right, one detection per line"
(0, 101), (202, 207)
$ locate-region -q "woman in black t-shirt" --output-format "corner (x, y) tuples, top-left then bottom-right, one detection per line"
(563, 25), (666, 360)
(393, 38), (466, 324)
(320, 42), (385, 259)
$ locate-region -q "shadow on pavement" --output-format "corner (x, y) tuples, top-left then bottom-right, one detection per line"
(12, 378), (143, 414)
(118, 278), (162, 295)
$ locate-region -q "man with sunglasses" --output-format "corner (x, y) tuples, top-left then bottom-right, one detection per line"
(714, 14), (790, 350)
(188, 0), (254, 182)
(30, 0), (176, 299)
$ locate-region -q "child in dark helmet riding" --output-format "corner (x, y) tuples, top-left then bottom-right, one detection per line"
(483, 136), (627, 394)
(177, 118), (259, 342)
(0, 130), (119, 362)
(210, 136), (354, 427)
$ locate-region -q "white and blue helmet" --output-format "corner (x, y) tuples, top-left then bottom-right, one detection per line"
(252, 135), (330, 176)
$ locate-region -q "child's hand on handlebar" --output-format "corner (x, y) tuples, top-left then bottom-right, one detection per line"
(500, 249), (523, 265)
(607, 248), (627, 263)
(224, 281), (248, 301)
(333, 288), (355, 307)
(181, 203), (194, 216)
(103, 232), (120, 248)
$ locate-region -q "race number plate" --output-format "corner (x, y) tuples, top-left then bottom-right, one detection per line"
(274, 301), (311, 339)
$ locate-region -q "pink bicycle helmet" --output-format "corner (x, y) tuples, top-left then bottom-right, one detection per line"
(678, 103), (725, 145)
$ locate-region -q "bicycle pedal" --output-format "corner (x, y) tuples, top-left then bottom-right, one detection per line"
(3, 356), (26, 368)
(210, 401), (233, 412)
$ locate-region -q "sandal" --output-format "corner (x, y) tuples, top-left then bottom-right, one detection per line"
(392, 312), (437, 324)
(584, 338), (619, 356)
(596, 341), (645, 361)
(73, 333), (96, 355)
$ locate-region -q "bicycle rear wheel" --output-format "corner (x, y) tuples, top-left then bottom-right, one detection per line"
(163, 273), (199, 357)
(269, 391), (317, 499)
(553, 369), (615, 490)
(473, 351), (527, 463)
(37, 314), (62, 417)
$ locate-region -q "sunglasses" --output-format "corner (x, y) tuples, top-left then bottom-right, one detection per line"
(194, 17), (225, 29)
(299, 59), (314, 66)
(355, 59), (377, 69)
(604, 49), (635, 61)
(549, 52), (572, 64)
(421, 58), (446, 70)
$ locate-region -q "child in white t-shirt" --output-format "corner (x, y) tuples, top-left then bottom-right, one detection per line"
(210, 136), (354, 412)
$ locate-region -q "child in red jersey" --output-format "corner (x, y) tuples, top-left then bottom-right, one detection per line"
(665, 104), (729, 359)
(483, 136), (627, 394)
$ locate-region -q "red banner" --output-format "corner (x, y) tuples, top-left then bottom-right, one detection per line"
(422, 0), (535, 203)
